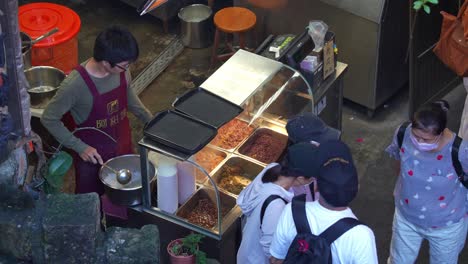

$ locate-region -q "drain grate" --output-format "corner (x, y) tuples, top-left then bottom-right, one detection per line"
(131, 35), (185, 95)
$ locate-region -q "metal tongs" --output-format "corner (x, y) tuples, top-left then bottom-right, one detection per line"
(138, 0), (169, 16)
(22, 27), (59, 48)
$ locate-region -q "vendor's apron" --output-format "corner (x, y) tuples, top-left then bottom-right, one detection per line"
(64, 65), (132, 219)
(459, 77), (468, 139)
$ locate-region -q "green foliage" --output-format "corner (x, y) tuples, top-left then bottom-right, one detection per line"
(171, 233), (207, 264)
(413, 0), (439, 14)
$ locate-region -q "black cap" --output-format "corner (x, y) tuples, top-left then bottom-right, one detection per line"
(286, 112), (341, 144)
(283, 142), (321, 179)
(316, 140), (358, 207)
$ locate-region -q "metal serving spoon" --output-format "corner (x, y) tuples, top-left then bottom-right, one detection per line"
(102, 163), (133, 185)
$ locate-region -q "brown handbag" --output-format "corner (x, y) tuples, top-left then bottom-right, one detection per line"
(433, 0), (468, 77)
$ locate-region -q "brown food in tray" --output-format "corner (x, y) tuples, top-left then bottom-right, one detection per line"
(217, 165), (252, 195)
(194, 148), (224, 173)
(219, 175), (252, 195)
(242, 132), (287, 163)
(186, 198), (227, 229)
(211, 119), (255, 149)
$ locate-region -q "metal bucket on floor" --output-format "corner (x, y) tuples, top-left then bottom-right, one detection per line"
(178, 4), (213, 48)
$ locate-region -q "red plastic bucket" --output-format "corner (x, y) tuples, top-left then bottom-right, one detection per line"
(19, 3), (81, 74)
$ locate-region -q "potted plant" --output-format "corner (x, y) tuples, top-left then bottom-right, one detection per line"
(167, 233), (207, 264)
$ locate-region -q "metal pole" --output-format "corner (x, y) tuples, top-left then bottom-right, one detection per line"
(139, 145), (151, 208)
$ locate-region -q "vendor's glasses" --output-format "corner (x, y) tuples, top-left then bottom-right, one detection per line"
(114, 63), (130, 71)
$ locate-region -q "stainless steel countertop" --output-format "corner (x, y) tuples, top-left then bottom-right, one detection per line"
(200, 50), (283, 106)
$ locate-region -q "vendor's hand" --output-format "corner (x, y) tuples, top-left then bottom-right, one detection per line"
(80, 146), (103, 165)
(269, 257), (284, 264)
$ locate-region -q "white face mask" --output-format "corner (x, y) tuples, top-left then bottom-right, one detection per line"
(410, 133), (440, 152)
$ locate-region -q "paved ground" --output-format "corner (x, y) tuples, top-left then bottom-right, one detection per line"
(24, 0), (468, 263)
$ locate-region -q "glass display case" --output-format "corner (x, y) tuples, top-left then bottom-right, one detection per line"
(136, 50), (315, 262)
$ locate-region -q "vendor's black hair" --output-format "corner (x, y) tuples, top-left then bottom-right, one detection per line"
(93, 25), (139, 66)
(412, 100), (450, 135)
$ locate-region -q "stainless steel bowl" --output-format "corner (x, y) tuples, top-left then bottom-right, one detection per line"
(24, 66), (65, 108)
(99, 154), (157, 206)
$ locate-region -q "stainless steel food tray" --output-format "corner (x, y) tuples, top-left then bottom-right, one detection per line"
(175, 186), (241, 233)
(192, 146), (229, 184)
(207, 117), (259, 153)
(236, 127), (288, 165)
(204, 155), (265, 196)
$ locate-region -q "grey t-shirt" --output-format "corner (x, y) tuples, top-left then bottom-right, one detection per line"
(41, 61), (152, 154)
(386, 124), (468, 228)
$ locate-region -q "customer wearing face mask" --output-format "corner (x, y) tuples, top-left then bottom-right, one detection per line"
(385, 100), (468, 264)
(236, 143), (318, 264)
(286, 112), (341, 201)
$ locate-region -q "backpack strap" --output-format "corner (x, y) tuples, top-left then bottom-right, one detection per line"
(452, 136), (463, 176)
(319, 217), (363, 245)
(260, 195), (287, 226)
(291, 194), (312, 234)
(451, 136), (468, 188)
(397, 121), (411, 148)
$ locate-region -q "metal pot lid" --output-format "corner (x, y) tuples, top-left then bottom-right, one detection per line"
(99, 154), (156, 191)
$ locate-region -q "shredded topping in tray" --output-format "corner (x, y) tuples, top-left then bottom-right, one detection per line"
(242, 132), (286, 163)
(211, 119), (254, 149)
(194, 149), (224, 173)
(185, 198), (228, 229)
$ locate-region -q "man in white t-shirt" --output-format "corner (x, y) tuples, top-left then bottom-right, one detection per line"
(269, 140), (378, 264)
(286, 112), (341, 201)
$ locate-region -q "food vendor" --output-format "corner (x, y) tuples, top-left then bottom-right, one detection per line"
(285, 112), (341, 201)
(41, 26), (152, 219)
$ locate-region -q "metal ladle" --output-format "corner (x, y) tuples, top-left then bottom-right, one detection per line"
(102, 163), (133, 185)
(21, 28), (59, 49)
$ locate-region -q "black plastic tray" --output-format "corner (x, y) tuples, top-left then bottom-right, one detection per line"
(172, 88), (243, 128)
(144, 110), (217, 155)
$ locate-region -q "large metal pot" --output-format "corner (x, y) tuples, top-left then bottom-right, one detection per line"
(178, 4), (213, 48)
(100, 154), (157, 206)
(20, 32), (31, 69)
(24, 66), (65, 107)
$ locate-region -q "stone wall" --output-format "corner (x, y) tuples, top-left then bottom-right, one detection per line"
(0, 184), (159, 264)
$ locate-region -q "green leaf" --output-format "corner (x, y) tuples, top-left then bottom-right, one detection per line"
(413, 1), (423, 10)
(423, 4), (431, 14)
(427, 0), (438, 4)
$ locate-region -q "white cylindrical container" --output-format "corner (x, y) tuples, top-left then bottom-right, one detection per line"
(157, 156), (178, 214)
(177, 160), (196, 204)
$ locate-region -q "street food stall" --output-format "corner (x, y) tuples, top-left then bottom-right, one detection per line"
(12, 1), (348, 261)
(130, 49), (347, 263)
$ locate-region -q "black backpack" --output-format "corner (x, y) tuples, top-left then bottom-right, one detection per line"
(260, 195), (287, 227)
(397, 122), (468, 188)
(283, 195), (362, 264)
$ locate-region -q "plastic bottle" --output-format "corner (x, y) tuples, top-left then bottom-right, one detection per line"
(156, 155), (178, 214)
(176, 159), (196, 204)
